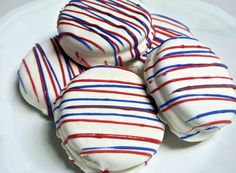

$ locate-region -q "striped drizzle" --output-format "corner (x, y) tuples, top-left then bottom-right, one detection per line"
(18, 37), (86, 116)
(144, 37), (236, 141)
(54, 66), (165, 167)
(58, 0), (154, 66)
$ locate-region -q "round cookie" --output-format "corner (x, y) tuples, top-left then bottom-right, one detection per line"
(53, 66), (165, 173)
(144, 37), (236, 142)
(57, 0), (154, 67)
(18, 37), (86, 116)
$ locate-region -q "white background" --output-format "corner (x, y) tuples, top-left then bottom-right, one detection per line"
(0, 0), (236, 18)
(0, 0), (236, 173)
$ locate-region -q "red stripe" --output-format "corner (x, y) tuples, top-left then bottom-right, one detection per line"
(173, 84), (236, 93)
(118, 56), (124, 67)
(157, 45), (211, 57)
(36, 44), (59, 98)
(144, 54), (219, 72)
(161, 97), (236, 112)
(63, 133), (162, 145)
(22, 59), (40, 102)
(70, 79), (145, 87)
(154, 26), (180, 38)
(67, 60), (76, 77)
(59, 32), (105, 54)
(151, 41), (161, 47)
(156, 63), (226, 79)
(50, 38), (67, 87)
(63, 105), (156, 114)
(189, 120), (232, 132)
(56, 88), (148, 101)
(150, 76), (233, 93)
(80, 149), (152, 157)
(81, 58), (92, 68)
(152, 17), (190, 32)
(56, 118), (164, 131)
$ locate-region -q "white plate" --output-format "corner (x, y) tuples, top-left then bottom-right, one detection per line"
(0, 0), (236, 173)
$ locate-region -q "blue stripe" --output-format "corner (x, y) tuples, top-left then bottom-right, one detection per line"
(36, 44), (62, 91)
(81, 146), (157, 154)
(146, 63), (227, 81)
(163, 50), (215, 58)
(53, 98), (153, 112)
(154, 37), (164, 42)
(180, 131), (200, 140)
(157, 26), (191, 37)
(62, 52), (73, 80)
(58, 31), (93, 51)
(151, 13), (190, 31)
(34, 47), (53, 115)
(62, 105), (156, 112)
(186, 109), (236, 122)
(54, 112), (162, 125)
(18, 70), (27, 94)
(204, 126), (219, 131)
(69, 84), (145, 90)
(160, 94), (236, 109)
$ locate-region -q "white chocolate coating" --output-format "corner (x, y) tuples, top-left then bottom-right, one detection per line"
(53, 66), (165, 173)
(144, 37), (236, 142)
(57, 0), (154, 67)
(18, 37), (86, 116)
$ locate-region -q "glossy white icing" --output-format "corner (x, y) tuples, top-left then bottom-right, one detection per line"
(53, 66), (165, 173)
(57, 0), (154, 67)
(144, 37), (236, 142)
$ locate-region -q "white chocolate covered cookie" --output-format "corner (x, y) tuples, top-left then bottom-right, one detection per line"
(53, 66), (165, 173)
(144, 37), (236, 142)
(18, 37), (86, 116)
(57, 0), (154, 67)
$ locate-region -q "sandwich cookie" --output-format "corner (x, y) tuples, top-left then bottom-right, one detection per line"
(57, 0), (155, 67)
(144, 37), (236, 142)
(18, 37), (86, 116)
(53, 66), (165, 173)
